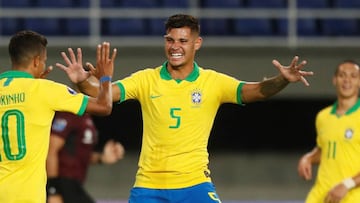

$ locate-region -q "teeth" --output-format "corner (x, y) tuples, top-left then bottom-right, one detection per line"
(171, 53), (182, 57)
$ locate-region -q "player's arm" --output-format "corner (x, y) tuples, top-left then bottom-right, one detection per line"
(46, 134), (65, 202)
(76, 76), (121, 103)
(326, 172), (360, 202)
(240, 56), (313, 103)
(297, 146), (321, 181)
(56, 42), (117, 115)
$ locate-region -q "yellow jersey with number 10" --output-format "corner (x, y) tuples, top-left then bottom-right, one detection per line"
(0, 71), (88, 203)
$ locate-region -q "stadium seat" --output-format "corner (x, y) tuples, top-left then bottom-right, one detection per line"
(106, 18), (146, 36)
(24, 18), (61, 35)
(121, 0), (160, 8)
(148, 18), (166, 35)
(36, 0), (73, 7)
(0, 0), (32, 7)
(162, 0), (189, 8)
(201, 0), (243, 8)
(297, 0), (329, 8)
(66, 19), (90, 36)
(74, 0), (90, 7)
(246, 0), (286, 8)
(277, 19), (320, 36)
(201, 19), (230, 35)
(0, 18), (22, 35)
(297, 19), (320, 36)
(334, 0), (360, 8)
(100, 0), (118, 7)
(322, 19), (359, 36)
(233, 19), (274, 36)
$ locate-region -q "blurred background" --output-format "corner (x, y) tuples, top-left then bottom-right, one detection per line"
(1, 0), (360, 202)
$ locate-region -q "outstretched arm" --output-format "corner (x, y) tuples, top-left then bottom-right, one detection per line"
(241, 56), (313, 103)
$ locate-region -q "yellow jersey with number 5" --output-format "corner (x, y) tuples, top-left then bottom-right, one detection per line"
(116, 62), (243, 189)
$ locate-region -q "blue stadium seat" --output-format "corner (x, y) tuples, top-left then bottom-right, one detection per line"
(74, 0), (90, 7)
(24, 18), (61, 35)
(201, 19), (230, 35)
(100, 0), (118, 7)
(322, 19), (359, 36)
(162, 0), (189, 8)
(334, 0), (360, 8)
(201, 0), (243, 8)
(121, 0), (160, 8)
(246, 0), (286, 8)
(1, 0), (32, 7)
(233, 19), (274, 36)
(36, 0), (73, 7)
(297, 19), (320, 36)
(148, 18), (166, 35)
(0, 18), (22, 35)
(66, 19), (90, 36)
(106, 19), (146, 35)
(297, 0), (329, 8)
(278, 19), (320, 36)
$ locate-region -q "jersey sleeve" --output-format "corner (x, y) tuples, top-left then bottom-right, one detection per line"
(42, 80), (89, 116)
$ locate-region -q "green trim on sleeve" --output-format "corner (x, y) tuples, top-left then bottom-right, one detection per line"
(116, 82), (126, 103)
(77, 96), (89, 116)
(237, 82), (245, 105)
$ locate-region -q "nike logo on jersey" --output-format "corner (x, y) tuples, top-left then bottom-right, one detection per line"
(150, 95), (162, 99)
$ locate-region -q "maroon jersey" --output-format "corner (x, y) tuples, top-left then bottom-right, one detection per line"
(51, 112), (98, 184)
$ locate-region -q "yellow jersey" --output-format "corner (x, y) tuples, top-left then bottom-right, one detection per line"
(116, 62), (243, 189)
(0, 71), (88, 203)
(306, 100), (360, 203)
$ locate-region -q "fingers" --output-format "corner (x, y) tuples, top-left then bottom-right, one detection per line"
(111, 47), (118, 61)
(40, 65), (53, 78)
(55, 62), (67, 71)
(76, 48), (82, 65)
(68, 47), (77, 64)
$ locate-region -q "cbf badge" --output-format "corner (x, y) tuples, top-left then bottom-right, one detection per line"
(191, 89), (202, 105)
(344, 128), (353, 139)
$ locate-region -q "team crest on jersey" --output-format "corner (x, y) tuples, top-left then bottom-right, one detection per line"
(191, 89), (202, 104)
(344, 128), (353, 139)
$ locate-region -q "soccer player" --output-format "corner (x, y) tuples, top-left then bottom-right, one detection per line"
(298, 60), (360, 203)
(46, 111), (124, 203)
(66, 14), (314, 203)
(0, 30), (116, 203)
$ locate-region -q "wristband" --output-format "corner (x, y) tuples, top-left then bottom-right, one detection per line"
(46, 178), (61, 196)
(343, 178), (356, 190)
(100, 76), (112, 83)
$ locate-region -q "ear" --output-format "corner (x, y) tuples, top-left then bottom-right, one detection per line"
(33, 55), (40, 67)
(194, 36), (202, 51)
(332, 76), (336, 86)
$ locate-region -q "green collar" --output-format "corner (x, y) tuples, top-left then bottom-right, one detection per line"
(331, 99), (360, 115)
(0, 70), (34, 79)
(160, 61), (200, 83)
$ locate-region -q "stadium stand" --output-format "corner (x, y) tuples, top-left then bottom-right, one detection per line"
(0, 0), (360, 47)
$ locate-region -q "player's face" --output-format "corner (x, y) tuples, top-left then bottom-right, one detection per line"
(333, 62), (360, 99)
(164, 27), (202, 70)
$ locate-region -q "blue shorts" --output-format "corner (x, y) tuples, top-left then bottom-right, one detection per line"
(128, 182), (222, 203)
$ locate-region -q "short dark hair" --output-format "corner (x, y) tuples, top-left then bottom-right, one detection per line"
(335, 59), (360, 75)
(165, 14), (200, 35)
(8, 30), (48, 66)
